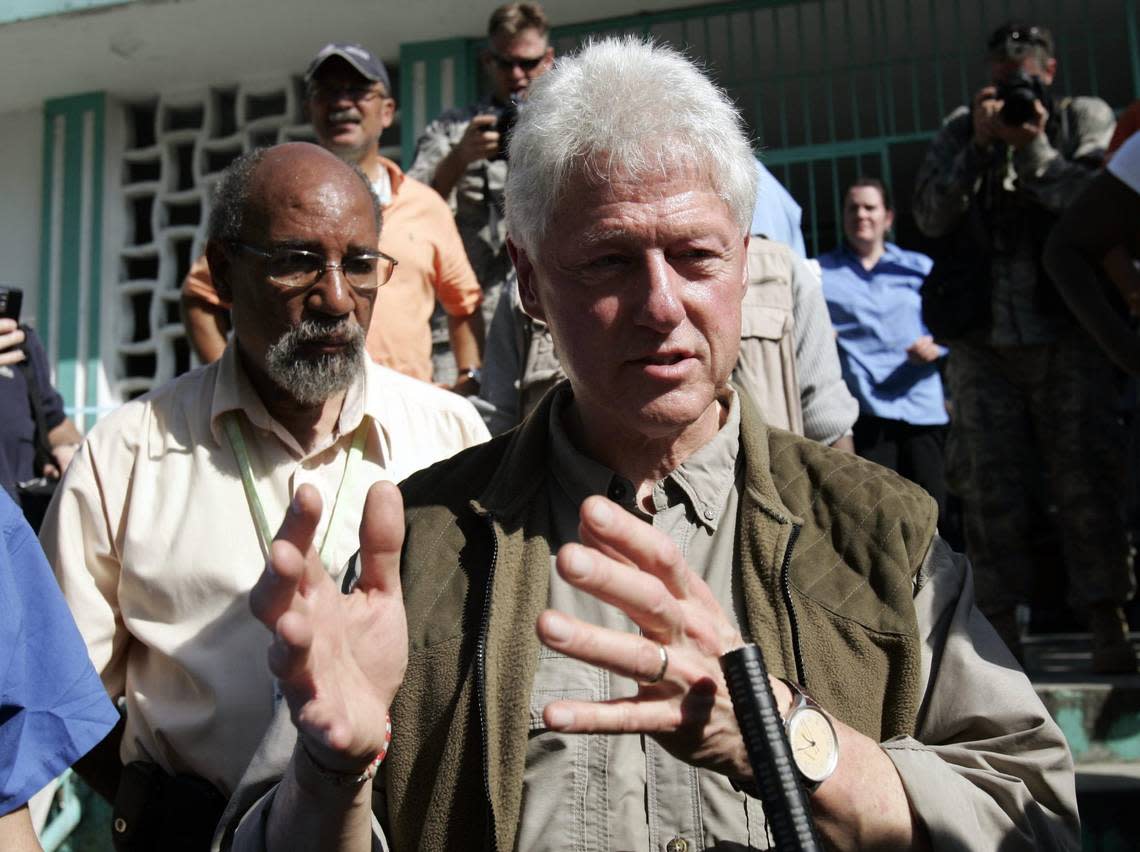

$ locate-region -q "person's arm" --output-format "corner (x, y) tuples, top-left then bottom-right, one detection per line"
(829, 434), (855, 452)
(1009, 97), (1116, 212)
(478, 277), (527, 434)
(19, 326), (80, 476)
(535, 496), (929, 850)
(881, 538), (1080, 849)
(912, 102), (996, 238)
(426, 116), (499, 200)
(39, 437), (131, 802)
(407, 113), (498, 203)
(1043, 170), (1140, 375)
(246, 482), (408, 852)
(790, 256), (859, 447)
(180, 254), (230, 364)
(447, 312), (485, 396)
(428, 206), (486, 395)
(0, 805), (41, 852)
(45, 420), (83, 476)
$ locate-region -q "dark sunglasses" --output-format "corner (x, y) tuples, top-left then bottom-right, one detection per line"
(488, 51), (546, 72)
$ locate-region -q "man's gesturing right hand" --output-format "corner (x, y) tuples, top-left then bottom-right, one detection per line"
(250, 481), (408, 775)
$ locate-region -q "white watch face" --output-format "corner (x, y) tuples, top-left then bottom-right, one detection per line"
(787, 706), (839, 784)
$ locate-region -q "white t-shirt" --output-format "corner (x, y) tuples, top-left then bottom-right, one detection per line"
(1108, 132), (1140, 194)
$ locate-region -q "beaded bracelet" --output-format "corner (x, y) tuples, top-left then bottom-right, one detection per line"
(299, 713), (392, 787)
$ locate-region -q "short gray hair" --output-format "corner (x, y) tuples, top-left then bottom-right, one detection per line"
(505, 37), (757, 256)
(207, 146), (381, 243)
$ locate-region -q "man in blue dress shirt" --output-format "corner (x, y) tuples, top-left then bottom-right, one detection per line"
(819, 178), (949, 524)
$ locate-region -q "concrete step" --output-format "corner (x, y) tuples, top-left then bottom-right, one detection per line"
(1026, 634), (1140, 766)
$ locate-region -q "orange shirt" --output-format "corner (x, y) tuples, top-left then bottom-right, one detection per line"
(182, 157), (482, 381)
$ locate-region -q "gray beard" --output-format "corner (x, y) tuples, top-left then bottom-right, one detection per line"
(265, 317), (365, 406)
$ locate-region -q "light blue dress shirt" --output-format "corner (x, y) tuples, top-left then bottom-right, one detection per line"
(751, 159), (807, 258)
(818, 242), (948, 425)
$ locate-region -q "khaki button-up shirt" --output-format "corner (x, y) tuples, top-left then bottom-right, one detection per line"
(520, 390), (762, 851)
(42, 346), (489, 795)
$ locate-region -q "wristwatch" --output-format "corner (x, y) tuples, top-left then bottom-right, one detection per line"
(457, 366), (483, 386)
(780, 678), (839, 792)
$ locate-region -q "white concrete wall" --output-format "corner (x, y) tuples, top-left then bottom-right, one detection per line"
(0, 107), (43, 326)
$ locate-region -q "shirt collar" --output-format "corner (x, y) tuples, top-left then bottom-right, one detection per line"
(546, 386), (741, 531)
(840, 240), (903, 271)
(208, 343), (376, 461)
(376, 156), (406, 202)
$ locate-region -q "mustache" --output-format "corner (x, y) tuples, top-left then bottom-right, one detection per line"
(289, 317), (363, 346)
(327, 108), (361, 124)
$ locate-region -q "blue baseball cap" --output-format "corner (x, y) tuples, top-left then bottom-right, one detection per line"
(305, 42), (392, 93)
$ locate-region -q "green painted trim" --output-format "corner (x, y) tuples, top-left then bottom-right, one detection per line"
(56, 108), (83, 410)
(37, 105), (57, 347)
(759, 131), (927, 166)
(87, 98), (105, 418)
(399, 38), (474, 167)
(40, 92), (106, 416)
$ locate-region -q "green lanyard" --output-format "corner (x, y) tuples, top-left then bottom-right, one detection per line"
(223, 411), (370, 568)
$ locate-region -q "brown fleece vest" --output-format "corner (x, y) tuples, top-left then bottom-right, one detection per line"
(386, 387), (937, 850)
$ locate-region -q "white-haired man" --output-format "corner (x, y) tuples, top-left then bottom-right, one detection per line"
(225, 40), (1078, 852)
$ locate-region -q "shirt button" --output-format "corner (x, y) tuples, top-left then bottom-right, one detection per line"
(607, 480), (627, 502)
(703, 507), (715, 521)
(666, 838), (689, 852)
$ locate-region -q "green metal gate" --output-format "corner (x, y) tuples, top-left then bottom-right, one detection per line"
(400, 0), (1139, 255)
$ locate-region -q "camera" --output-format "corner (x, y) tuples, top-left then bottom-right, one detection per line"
(490, 95), (520, 162)
(0, 287), (23, 323)
(996, 70), (1047, 126)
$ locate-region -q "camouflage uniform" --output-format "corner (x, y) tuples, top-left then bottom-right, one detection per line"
(914, 94), (1133, 615)
(408, 98), (513, 385)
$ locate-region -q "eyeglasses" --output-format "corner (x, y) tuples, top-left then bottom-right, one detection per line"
(229, 242), (397, 289)
(488, 51), (546, 72)
(307, 83), (389, 103)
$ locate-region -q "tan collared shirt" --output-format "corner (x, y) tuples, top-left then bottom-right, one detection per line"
(41, 346), (489, 795)
(520, 389), (763, 851)
(511, 386), (1077, 851)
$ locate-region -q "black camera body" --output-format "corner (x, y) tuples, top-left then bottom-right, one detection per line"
(996, 70), (1047, 125)
(490, 95), (520, 162)
(0, 286), (23, 322)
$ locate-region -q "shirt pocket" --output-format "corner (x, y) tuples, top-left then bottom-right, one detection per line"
(529, 646), (607, 730)
(740, 302), (790, 342)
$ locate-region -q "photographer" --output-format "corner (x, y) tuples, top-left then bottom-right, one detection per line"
(912, 22), (1131, 671)
(407, 2), (554, 385)
(0, 295), (83, 530)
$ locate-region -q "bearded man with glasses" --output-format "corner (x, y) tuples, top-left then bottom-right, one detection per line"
(182, 42), (487, 397)
(40, 143), (489, 851)
(408, 2), (555, 375)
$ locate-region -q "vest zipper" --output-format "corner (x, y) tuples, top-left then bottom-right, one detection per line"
(475, 511), (499, 852)
(779, 523), (807, 684)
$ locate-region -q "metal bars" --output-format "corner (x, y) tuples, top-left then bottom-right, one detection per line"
(402, 0), (1137, 253)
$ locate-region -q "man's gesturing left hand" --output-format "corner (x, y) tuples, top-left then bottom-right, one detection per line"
(534, 494), (792, 783)
(249, 481), (408, 775)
